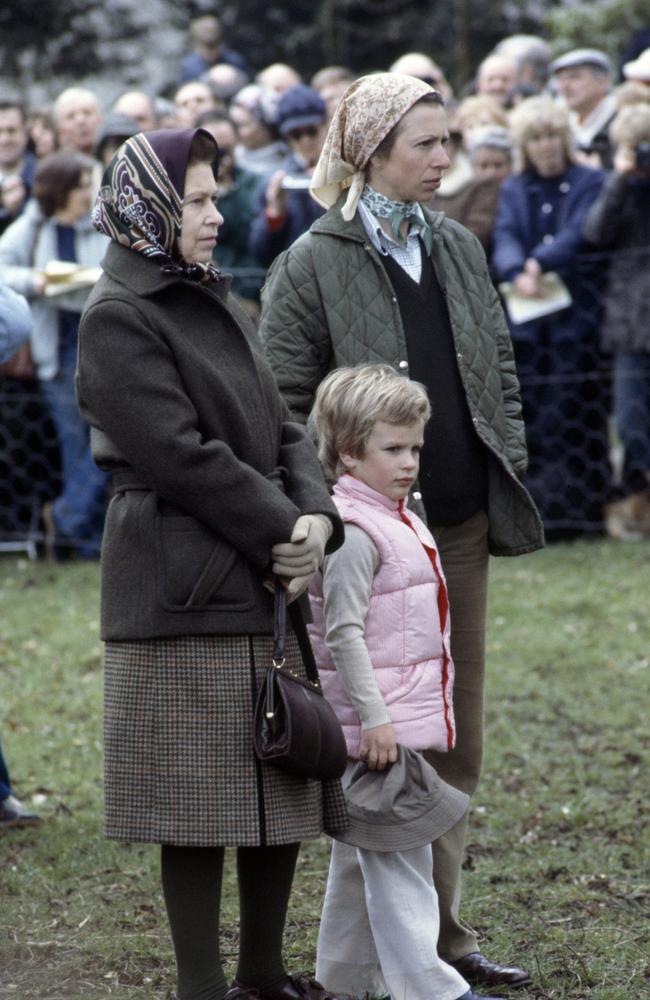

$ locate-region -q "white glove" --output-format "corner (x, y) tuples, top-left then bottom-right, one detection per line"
(271, 514), (332, 588)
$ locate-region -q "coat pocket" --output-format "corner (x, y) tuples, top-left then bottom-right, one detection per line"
(156, 513), (257, 612)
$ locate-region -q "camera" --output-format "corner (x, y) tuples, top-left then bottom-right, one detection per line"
(634, 142), (650, 172)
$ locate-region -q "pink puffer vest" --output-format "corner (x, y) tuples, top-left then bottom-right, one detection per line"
(308, 475), (455, 758)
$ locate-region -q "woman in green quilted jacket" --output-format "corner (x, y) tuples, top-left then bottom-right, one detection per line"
(260, 72), (544, 995)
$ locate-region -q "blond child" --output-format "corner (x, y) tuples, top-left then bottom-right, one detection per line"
(307, 365), (504, 1000)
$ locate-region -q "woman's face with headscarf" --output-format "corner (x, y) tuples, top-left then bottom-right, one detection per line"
(367, 103), (451, 203)
(180, 161), (223, 263)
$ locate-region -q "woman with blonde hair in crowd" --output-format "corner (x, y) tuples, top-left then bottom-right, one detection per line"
(491, 96), (610, 536)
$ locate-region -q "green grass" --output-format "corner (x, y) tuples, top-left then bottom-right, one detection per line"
(1, 540), (649, 1000)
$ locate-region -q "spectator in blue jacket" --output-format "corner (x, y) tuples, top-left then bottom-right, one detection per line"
(491, 96), (610, 536)
(249, 85), (327, 269)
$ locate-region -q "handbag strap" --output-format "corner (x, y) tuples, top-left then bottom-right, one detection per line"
(273, 586), (321, 687)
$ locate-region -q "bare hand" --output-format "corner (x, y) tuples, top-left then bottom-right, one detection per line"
(0, 175), (27, 217)
(360, 723), (398, 771)
(514, 258), (544, 298)
(613, 144), (636, 175)
(265, 170), (288, 217)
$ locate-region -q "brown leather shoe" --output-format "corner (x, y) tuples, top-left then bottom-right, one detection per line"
(233, 975), (352, 1000)
(450, 952), (532, 989)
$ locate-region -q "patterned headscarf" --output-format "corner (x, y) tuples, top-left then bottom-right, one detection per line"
(310, 73), (437, 220)
(93, 128), (222, 283)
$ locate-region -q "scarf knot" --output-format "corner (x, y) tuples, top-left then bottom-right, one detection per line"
(361, 185), (433, 253)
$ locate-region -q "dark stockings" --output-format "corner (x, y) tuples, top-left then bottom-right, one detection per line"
(161, 842), (300, 1000)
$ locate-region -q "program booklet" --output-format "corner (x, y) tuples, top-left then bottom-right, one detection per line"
(499, 272), (572, 325)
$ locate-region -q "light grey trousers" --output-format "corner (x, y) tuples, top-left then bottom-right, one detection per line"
(316, 836), (469, 1000)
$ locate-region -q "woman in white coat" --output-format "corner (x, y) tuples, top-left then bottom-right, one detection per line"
(0, 151), (108, 556)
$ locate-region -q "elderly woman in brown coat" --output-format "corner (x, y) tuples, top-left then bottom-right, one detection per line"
(76, 127), (347, 1000)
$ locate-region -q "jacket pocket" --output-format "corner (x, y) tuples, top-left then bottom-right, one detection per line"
(156, 512), (257, 612)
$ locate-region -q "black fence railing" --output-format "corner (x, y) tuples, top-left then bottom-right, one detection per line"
(1, 256), (648, 555)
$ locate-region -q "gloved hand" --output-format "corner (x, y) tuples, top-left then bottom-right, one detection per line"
(271, 514), (333, 597)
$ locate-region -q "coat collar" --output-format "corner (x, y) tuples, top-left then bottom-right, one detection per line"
(310, 193), (445, 244)
(100, 241), (232, 300)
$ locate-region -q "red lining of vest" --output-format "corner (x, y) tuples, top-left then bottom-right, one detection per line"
(398, 501), (455, 751)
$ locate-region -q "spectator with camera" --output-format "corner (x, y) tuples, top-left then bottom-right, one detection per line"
(584, 103), (650, 539)
(249, 84), (327, 269)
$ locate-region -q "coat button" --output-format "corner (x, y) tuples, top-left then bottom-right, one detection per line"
(543, 234), (554, 245)
(391, 296), (398, 303)
(398, 360), (408, 370)
(472, 416), (478, 424)
(412, 491), (422, 501)
(457, 352), (463, 360)
(541, 202), (553, 214)
(559, 181), (570, 193)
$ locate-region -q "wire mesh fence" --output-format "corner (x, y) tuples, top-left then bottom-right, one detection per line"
(1, 256), (648, 557)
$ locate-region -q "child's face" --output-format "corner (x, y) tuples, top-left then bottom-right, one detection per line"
(341, 420), (424, 501)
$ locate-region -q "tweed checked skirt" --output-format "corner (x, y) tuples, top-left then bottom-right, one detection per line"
(103, 632), (348, 846)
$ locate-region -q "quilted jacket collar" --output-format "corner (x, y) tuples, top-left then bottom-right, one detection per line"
(310, 194), (446, 243)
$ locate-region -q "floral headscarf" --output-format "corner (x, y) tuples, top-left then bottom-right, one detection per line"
(93, 128), (222, 283)
(310, 73), (437, 220)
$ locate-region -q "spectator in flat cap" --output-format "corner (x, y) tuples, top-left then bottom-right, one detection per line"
(551, 49), (617, 167)
(249, 84), (327, 268)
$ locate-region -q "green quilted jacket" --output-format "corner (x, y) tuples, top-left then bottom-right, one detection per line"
(260, 200), (544, 557)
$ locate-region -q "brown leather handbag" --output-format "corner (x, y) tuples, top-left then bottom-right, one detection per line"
(253, 587), (347, 780)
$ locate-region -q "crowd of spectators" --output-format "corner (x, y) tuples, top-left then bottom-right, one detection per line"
(1, 15), (650, 567)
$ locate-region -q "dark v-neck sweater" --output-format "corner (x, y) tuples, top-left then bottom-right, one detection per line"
(383, 243), (488, 525)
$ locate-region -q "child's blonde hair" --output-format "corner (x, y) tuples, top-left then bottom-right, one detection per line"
(308, 364), (431, 480)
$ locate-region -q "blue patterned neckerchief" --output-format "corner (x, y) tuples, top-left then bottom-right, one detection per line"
(360, 184), (433, 254)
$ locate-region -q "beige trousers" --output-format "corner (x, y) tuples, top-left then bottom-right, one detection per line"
(426, 509), (490, 961)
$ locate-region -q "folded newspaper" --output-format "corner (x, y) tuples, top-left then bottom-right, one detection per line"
(42, 260), (102, 297)
(498, 272), (572, 325)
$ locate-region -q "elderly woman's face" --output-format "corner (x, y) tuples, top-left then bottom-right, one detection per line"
(180, 161), (223, 263)
(368, 103), (451, 203)
(524, 126), (566, 178)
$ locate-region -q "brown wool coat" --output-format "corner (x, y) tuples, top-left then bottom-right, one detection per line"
(77, 241), (343, 641)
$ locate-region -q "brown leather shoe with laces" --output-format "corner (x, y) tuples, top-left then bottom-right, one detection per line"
(450, 952), (532, 989)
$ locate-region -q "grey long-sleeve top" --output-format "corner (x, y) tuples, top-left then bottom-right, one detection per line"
(320, 524), (391, 731)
